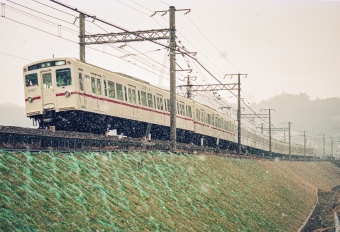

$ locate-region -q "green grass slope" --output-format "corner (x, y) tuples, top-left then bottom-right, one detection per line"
(1, 151), (339, 231)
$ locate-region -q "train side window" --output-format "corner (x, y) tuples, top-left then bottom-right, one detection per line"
(196, 109), (200, 121)
(200, 110), (204, 123)
(182, 104), (185, 116)
(159, 97), (163, 110)
(78, 72), (83, 91)
(153, 96), (156, 108)
(212, 115), (214, 126)
(132, 89), (136, 104)
(91, 77), (96, 93)
(56, 68), (72, 87)
(167, 99), (170, 111)
(128, 88), (132, 103)
(177, 103), (179, 114)
(25, 73), (38, 86)
(103, 80), (107, 96)
(42, 73), (52, 89)
(116, 83), (123, 100)
(124, 86), (128, 101)
(164, 99), (167, 111)
(187, 106), (192, 118)
(97, 78), (101, 95)
(147, 93), (153, 108)
(108, 81), (115, 98)
(138, 91), (141, 105)
(141, 91), (147, 106)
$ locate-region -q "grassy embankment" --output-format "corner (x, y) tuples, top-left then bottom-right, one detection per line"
(1, 151), (340, 231)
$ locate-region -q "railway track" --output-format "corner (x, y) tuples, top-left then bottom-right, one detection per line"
(0, 126), (320, 162)
(0, 126), (221, 155)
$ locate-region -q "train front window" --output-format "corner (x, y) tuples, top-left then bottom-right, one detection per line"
(42, 73), (52, 89)
(25, 73), (38, 86)
(56, 68), (71, 87)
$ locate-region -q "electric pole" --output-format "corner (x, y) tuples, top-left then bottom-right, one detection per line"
(331, 137), (333, 157)
(169, 6), (177, 152)
(299, 130), (307, 156)
(52, 1), (192, 153)
(323, 134), (325, 158)
(261, 109), (275, 157)
(225, 74), (247, 155)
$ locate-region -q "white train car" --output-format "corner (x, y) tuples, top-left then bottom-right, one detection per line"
(23, 57), (194, 139)
(23, 57), (314, 157)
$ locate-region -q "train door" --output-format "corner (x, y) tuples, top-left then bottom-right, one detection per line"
(156, 94), (164, 123)
(127, 85), (138, 118)
(41, 70), (55, 108)
(78, 70), (85, 108)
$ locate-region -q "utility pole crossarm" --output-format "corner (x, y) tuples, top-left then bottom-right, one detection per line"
(177, 83), (238, 92)
(241, 114), (269, 119)
(83, 29), (170, 45)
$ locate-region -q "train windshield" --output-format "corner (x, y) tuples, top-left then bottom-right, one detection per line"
(56, 68), (72, 87)
(28, 60), (66, 71)
(25, 73), (38, 86)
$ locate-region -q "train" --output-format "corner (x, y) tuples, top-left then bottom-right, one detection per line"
(23, 57), (314, 157)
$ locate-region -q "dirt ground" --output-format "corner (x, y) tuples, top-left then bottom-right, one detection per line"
(303, 186), (340, 232)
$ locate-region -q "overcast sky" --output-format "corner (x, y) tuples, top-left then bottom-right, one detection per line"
(1, 0), (340, 107)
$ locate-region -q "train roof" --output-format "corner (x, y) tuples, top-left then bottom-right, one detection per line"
(24, 57), (150, 85)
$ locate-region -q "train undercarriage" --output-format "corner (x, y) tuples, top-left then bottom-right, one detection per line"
(30, 109), (301, 158)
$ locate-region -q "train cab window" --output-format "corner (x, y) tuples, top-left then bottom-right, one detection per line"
(141, 91), (147, 106)
(56, 68), (71, 87)
(147, 93), (153, 108)
(108, 81), (115, 98)
(91, 77), (96, 93)
(25, 73), (38, 86)
(116, 83), (123, 100)
(103, 80), (107, 96)
(78, 72), (83, 91)
(97, 78), (102, 95)
(42, 73), (52, 89)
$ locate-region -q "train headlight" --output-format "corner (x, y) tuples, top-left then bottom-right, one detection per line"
(28, 97), (33, 102)
(65, 91), (71, 97)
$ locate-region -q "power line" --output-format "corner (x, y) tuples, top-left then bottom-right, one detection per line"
(32, 0), (77, 17)
(0, 51), (31, 61)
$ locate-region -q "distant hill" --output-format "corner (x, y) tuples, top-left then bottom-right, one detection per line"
(0, 103), (33, 127)
(248, 93), (340, 152)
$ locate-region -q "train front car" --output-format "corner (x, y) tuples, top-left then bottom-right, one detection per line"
(23, 58), (77, 129)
